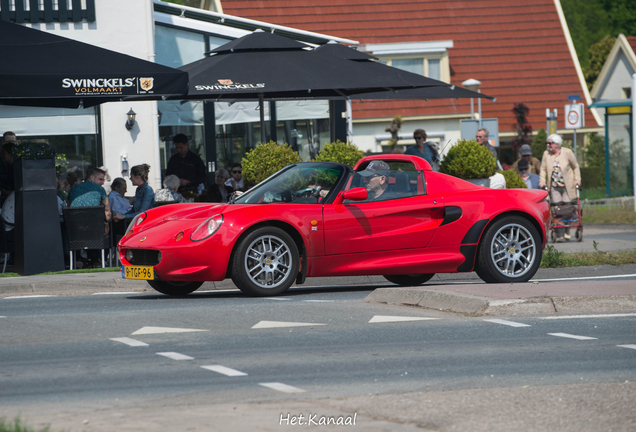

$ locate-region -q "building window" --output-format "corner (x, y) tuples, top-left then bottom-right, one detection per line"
(382, 56), (442, 81)
(360, 40), (452, 83)
(622, 87), (632, 99)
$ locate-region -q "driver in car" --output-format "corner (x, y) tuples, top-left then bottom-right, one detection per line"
(358, 160), (391, 201)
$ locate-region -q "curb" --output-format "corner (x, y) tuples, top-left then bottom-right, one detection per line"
(364, 288), (636, 316)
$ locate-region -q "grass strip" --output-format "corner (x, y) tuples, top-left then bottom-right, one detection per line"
(0, 267), (120, 278)
(541, 243), (636, 268)
(0, 417), (51, 432)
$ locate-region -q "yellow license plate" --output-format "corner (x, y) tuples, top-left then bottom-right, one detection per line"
(123, 265), (154, 280)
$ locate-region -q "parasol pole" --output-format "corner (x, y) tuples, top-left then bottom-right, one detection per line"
(259, 93), (266, 144)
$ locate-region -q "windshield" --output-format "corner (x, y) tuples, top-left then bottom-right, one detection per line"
(234, 163), (346, 204)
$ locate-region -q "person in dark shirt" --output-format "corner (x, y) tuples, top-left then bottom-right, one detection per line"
(165, 133), (206, 192)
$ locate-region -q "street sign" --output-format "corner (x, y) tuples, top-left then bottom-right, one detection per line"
(567, 94), (581, 101)
(565, 103), (584, 129)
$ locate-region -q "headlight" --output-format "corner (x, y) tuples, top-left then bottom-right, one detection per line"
(126, 249), (134, 262)
(190, 214), (223, 241)
(125, 212), (147, 234)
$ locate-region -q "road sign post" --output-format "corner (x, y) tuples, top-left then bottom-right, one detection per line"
(565, 102), (584, 158)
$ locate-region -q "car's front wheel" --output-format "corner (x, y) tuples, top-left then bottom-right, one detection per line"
(147, 280), (204, 296)
(383, 274), (435, 286)
(231, 227), (299, 296)
(475, 216), (542, 283)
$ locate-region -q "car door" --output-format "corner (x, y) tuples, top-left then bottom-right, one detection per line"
(322, 168), (444, 255)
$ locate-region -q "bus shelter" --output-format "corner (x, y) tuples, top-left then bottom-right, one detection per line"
(588, 99), (633, 197)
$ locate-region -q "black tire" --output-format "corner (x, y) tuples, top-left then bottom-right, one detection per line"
(147, 280), (203, 296)
(475, 216), (542, 284)
(231, 226), (299, 296)
(576, 228), (583, 242)
(383, 274), (435, 286)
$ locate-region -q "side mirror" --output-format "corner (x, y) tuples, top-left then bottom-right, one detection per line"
(344, 187), (368, 201)
(334, 187), (368, 204)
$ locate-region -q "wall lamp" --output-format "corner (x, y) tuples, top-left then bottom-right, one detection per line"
(125, 108), (137, 131)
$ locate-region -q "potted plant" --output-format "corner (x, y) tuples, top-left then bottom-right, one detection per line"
(438, 139), (497, 187)
(242, 141), (302, 186)
(12, 141), (65, 275)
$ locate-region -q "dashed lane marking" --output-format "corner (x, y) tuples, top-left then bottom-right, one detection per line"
(483, 319), (531, 327)
(259, 382), (306, 393)
(369, 315), (441, 323)
(303, 300), (336, 303)
(3, 295), (57, 299)
(110, 337), (149, 347)
(548, 333), (597, 340)
(540, 313), (636, 320)
(252, 321), (326, 329)
(201, 365), (248, 376)
(132, 326), (209, 335)
(617, 345), (636, 350)
(156, 352), (194, 361)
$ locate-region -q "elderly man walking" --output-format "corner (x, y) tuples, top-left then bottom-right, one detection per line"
(539, 134), (581, 242)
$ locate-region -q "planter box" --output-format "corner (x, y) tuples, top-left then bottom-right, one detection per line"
(14, 158), (65, 275)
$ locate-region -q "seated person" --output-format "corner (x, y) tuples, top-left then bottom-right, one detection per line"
(357, 160), (392, 202)
(155, 174), (186, 204)
(109, 177), (132, 214)
(203, 169), (233, 203)
(113, 164), (155, 223)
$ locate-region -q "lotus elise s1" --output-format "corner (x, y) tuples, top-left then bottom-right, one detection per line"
(119, 155), (549, 296)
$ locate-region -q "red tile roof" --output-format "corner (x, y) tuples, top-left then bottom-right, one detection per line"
(221, 0), (599, 131)
(627, 36), (636, 54)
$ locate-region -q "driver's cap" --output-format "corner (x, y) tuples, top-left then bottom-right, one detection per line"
(358, 160), (390, 177)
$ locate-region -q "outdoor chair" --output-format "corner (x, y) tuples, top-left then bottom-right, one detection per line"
(62, 206), (112, 269)
(0, 227), (14, 273)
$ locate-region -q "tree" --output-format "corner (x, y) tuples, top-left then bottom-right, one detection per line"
(511, 103), (532, 153)
(585, 35), (616, 89)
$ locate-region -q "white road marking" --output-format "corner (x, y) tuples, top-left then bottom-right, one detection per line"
(252, 320), (326, 329)
(483, 319), (531, 327)
(540, 313), (636, 320)
(156, 352), (194, 361)
(369, 315), (441, 323)
(531, 274), (636, 282)
(3, 295), (57, 299)
(259, 382), (306, 393)
(0, 316), (6, 318)
(132, 326), (209, 335)
(201, 365), (248, 376)
(93, 292), (138, 295)
(548, 333), (597, 340)
(110, 337), (149, 347)
(617, 345), (636, 350)
(304, 300), (335, 303)
(257, 297), (291, 301)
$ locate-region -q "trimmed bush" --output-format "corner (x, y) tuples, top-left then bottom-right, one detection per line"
(242, 141), (302, 185)
(531, 128), (547, 160)
(439, 139), (497, 179)
(500, 169), (527, 189)
(313, 140), (365, 167)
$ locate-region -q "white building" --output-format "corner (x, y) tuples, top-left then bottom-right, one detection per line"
(0, 0), (355, 193)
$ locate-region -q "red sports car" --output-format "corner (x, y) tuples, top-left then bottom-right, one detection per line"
(119, 155), (549, 296)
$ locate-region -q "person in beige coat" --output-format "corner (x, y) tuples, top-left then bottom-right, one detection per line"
(539, 134), (581, 241)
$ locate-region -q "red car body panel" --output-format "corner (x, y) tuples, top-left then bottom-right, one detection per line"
(119, 155), (549, 283)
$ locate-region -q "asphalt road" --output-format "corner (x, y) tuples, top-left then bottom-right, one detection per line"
(1, 288), (635, 431)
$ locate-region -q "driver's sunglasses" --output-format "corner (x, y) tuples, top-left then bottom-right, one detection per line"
(232, 170), (242, 174)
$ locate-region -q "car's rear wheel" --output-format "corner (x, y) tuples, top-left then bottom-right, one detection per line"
(475, 216), (542, 283)
(147, 280), (203, 296)
(383, 274), (435, 286)
(231, 227), (299, 296)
